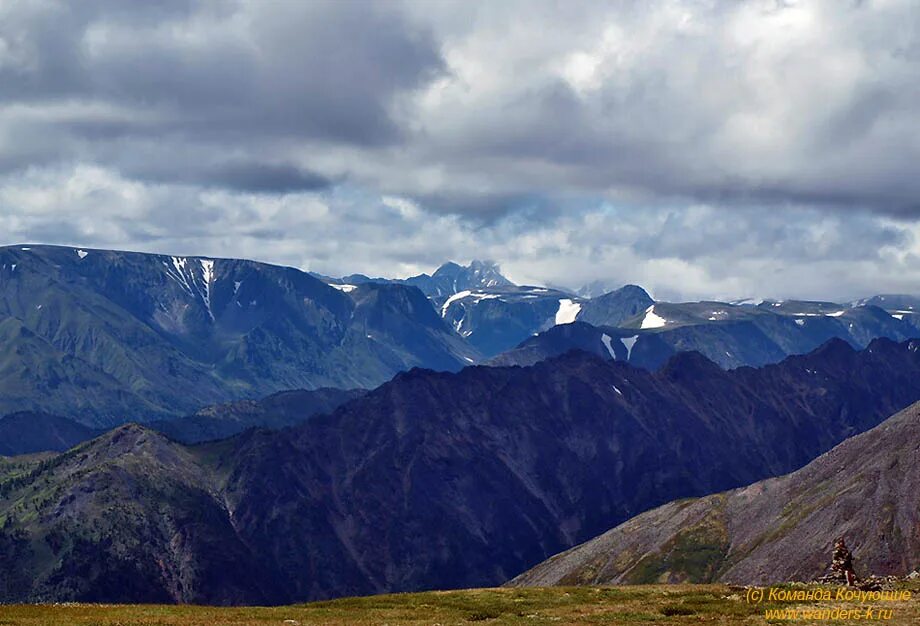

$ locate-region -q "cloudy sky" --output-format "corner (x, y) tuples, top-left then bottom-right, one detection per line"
(2, 0), (920, 301)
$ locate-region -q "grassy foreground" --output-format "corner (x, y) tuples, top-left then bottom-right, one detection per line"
(1, 584), (918, 625)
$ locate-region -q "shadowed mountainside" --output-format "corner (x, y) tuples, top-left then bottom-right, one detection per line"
(509, 401), (920, 587)
(148, 386), (365, 444)
(3, 339), (920, 604)
(0, 387), (366, 455)
(0, 413), (99, 456)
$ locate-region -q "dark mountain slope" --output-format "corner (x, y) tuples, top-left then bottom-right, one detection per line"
(0, 412), (99, 456)
(487, 321), (626, 366)
(219, 338), (920, 600)
(4, 339), (920, 604)
(0, 315), (157, 422)
(0, 387), (366, 456)
(0, 245), (474, 425)
(148, 387), (364, 443)
(509, 400), (920, 587)
(0, 425), (283, 604)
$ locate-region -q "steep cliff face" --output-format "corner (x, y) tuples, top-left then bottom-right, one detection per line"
(509, 401), (920, 587)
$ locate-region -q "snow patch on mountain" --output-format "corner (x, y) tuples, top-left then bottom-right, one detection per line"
(640, 306), (667, 329)
(331, 284), (357, 293)
(166, 257), (194, 295)
(793, 311), (847, 318)
(601, 333), (616, 359)
(200, 259), (215, 320)
(171, 256), (187, 276)
(441, 290), (473, 316)
(622, 335), (637, 360)
(440, 290), (503, 317)
(555, 299), (581, 325)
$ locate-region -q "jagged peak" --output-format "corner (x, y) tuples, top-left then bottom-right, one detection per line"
(432, 259), (510, 279)
(468, 259), (500, 271)
(431, 261), (464, 276)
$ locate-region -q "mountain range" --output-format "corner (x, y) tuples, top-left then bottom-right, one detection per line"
(495, 301), (920, 370)
(0, 244), (475, 426)
(4, 338), (920, 603)
(320, 260), (920, 366)
(2, 245), (919, 429)
(4, 244), (920, 605)
(510, 399), (920, 587)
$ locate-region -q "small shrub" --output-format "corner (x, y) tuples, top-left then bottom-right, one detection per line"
(661, 604), (696, 616)
(466, 609), (501, 621)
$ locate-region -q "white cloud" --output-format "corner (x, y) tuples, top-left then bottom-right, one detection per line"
(1, 164), (916, 302)
(1, 0), (920, 300)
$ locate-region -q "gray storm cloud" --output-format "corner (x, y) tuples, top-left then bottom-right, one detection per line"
(1, 0), (920, 299)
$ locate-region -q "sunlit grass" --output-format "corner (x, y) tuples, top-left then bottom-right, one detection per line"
(0, 583), (917, 625)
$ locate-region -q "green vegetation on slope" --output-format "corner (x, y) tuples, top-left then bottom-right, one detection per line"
(0, 583), (917, 625)
(624, 497), (730, 584)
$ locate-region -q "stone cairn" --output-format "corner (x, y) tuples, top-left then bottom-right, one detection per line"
(816, 537), (859, 586)
(814, 537), (887, 591)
